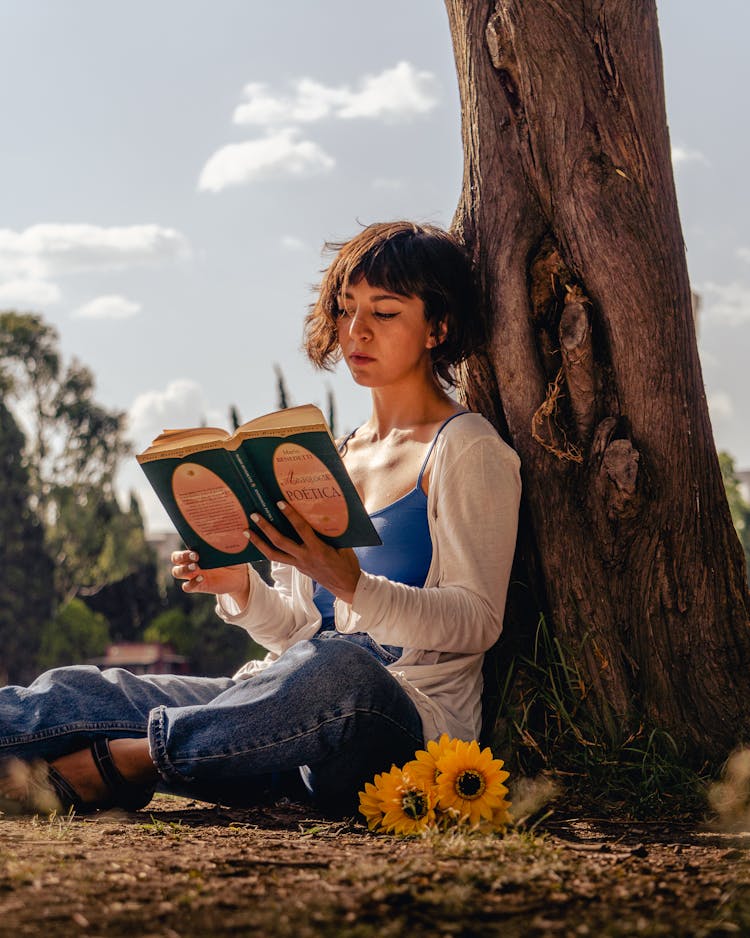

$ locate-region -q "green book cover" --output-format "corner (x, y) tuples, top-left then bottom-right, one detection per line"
(137, 404), (381, 569)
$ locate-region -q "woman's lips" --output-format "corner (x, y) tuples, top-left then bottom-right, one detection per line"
(349, 353), (375, 364)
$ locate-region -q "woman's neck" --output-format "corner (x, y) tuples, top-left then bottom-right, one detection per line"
(365, 379), (460, 439)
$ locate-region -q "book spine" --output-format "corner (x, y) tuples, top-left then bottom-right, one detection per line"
(232, 452), (285, 528)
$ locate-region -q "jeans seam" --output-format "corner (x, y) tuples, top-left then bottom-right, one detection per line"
(0, 721), (147, 748)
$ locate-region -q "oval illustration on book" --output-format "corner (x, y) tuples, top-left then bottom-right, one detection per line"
(172, 463), (249, 553)
(272, 442), (349, 537)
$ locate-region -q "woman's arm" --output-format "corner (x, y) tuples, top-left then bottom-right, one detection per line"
(335, 432), (522, 654)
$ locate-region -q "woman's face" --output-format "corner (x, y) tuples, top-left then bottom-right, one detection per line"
(335, 277), (443, 390)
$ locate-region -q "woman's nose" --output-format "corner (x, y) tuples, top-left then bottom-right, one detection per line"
(348, 310), (371, 339)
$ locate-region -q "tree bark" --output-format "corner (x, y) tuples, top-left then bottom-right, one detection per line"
(445, 0), (750, 760)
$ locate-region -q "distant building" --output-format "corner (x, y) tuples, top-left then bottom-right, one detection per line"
(148, 530), (182, 566)
(89, 642), (189, 675)
(147, 531), (183, 591)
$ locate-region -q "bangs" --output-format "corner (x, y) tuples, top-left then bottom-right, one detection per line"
(343, 238), (426, 299)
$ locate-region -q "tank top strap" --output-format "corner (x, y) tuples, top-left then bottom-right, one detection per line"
(337, 427), (358, 453)
(416, 411), (469, 488)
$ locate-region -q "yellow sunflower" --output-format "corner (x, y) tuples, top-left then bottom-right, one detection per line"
(434, 739), (510, 827)
(402, 734), (458, 792)
(477, 798), (513, 833)
(373, 765), (436, 836)
(358, 771), (387, 831)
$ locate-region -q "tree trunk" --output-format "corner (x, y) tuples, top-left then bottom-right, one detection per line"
(445, 0), (750, 761)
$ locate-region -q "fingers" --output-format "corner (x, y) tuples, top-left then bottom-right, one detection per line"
(245, 526), (292, 564)
(247, 504), (307, 558)
(171, 550), (203, 583)
(171, 549), (199, 565)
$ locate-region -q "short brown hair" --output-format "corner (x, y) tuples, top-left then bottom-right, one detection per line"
(304, 221), (484, 387)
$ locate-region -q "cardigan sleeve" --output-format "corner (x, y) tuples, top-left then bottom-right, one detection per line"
(334, 429), (521, 654)
(215, 561), (318, 655)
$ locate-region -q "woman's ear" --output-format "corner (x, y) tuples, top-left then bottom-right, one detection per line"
(426, 320), (448, 349)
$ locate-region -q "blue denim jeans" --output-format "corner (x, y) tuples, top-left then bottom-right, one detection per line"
(0, 633), (424, 813)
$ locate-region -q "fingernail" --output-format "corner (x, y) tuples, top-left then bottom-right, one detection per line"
(277, 501), (287, 510)
(188, 563), (197, 571)
(189, 552), (198, 561)
(196, 575), (204, 583)
(243, 530), (251, 539)
(250, 513), (260, 523)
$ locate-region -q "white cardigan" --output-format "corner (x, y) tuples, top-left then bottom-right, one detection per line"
(217, 412), (521, 742)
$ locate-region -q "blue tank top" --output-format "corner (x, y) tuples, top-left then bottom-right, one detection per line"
(312, 412), (467, 626)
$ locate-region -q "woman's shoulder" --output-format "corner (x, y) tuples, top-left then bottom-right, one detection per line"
(440, 411), (520, 464)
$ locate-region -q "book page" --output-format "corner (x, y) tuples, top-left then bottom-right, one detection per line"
(171, 463), (250, 554)
(138, 427), (231, 459)
(237, 403), (326, 434)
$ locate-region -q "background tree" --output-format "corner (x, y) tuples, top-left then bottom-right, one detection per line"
(274, 364), (290, 410)
(0, 394), (54, 683)
(144, 592), (264, 676)
(720, 452), (750, 586)
(326, 387), (337, 437)
(444, 0), (750, 762)
(229, 404), (242, 431)
(0, 311), (140, 602)
(37, 598), (110, 670)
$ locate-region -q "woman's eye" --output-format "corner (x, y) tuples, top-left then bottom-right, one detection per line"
(336, 308), (352, 318)
(373, 311), (398, 320)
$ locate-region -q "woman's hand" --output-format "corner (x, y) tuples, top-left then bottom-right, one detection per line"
(171, 550), (251, 610)
(248, 501), (361, 604)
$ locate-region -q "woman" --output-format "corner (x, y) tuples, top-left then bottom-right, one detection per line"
(0, 221), (521, 816)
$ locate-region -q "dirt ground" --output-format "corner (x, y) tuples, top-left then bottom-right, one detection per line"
(1, 794), (748, 937)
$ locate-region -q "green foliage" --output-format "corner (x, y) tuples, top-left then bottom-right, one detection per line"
(145, 592), (265, 676)
(490, 615), (707, 818)
(0, 399), (54, 683)
(719, 450), (750, 583)
(38, 598), (110, 670)
(89, 494), (154, 586)
(144, 608), (193, 656)
(0, 311), (135, 602)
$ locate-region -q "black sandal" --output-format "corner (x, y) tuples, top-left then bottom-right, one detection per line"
(85, 738), (154, 812)
(0, 740), (154, 816)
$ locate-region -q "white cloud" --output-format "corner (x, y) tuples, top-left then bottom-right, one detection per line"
(280, 235), (307, 251)
(700, 281), (750, 326)
(0, 223), (190, 280)
(737, 247), (750, 264)
(707, 390), (734, 421)
(72, 294), (141, 320)
(127, 379), (225, 450)
(671, 145), (709, 167)
(0, 278), (61, 307)
(233, 62), (439, 126)
(198, 128), (335, 192)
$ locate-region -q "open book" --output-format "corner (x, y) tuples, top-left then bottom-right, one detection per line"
(137, 404), (380, 569)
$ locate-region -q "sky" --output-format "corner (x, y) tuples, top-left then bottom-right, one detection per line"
(1, 0), (748, 533)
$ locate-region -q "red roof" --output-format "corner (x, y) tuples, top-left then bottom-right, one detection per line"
(100, 642), (187, 667)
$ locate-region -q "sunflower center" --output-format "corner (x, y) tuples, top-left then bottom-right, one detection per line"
(455, 770), (486, 800)
(401, 789), (429, 820)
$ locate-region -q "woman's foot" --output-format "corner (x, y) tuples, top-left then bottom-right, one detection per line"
(0, 739), (157, 816)
(50, 739), (158, 801)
